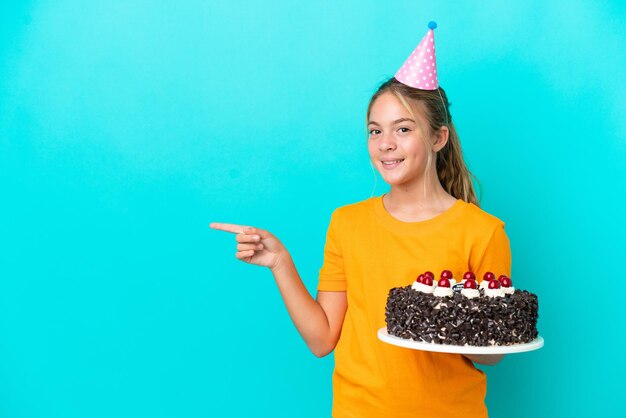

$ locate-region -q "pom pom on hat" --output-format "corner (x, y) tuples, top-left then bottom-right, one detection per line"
(394, 21), (439, 90)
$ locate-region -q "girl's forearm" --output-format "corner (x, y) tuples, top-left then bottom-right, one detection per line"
(270, 252), (333, 357)
(463, 353), (505, 365)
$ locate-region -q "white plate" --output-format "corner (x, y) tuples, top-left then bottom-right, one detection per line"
(377, 327), (544, 355)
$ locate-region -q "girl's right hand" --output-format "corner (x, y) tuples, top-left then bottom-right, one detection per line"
(209, 222), (289, 270)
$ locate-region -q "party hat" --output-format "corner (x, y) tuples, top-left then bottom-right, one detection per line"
(395, 21), (439, 90)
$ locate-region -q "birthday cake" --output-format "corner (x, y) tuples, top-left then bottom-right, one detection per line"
(385, 270), (539, 346)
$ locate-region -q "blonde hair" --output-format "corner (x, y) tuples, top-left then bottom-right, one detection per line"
(366, 77), (480, 206)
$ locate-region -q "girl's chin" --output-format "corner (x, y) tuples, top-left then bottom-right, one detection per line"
(379, 166), (406, 177)
(380, 175), (410, 186)
(379, 170), (424, 186)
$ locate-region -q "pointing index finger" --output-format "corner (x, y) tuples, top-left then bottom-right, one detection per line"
(209, 222), (251, 234)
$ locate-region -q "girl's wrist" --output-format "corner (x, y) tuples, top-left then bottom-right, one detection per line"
(270, 250), (293, 274)
(463, 353), (505, 366)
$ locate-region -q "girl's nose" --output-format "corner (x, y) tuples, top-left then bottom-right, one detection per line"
(379, 132), (397, 151)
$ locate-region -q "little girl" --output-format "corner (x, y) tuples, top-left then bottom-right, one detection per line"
(211, 22), (510, 418)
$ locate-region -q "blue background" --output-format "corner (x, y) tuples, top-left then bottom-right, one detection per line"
(1, 1), (624, 417)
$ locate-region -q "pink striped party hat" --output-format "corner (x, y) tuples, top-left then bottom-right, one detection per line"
(395, 21), (439, 90)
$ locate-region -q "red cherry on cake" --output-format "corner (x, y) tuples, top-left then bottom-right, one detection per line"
(424, 271), (435, 280)
(499, 276), (512, 288)
(463, 279), (478, 289)
(483, 272), (496, 281)
(463, 271), (476, 281)
(488, 279), (501, 289)
(440, 270), (453, 280)
(438, 278), (451, 288)
(416, 274), (425, 284)
(422, 276), (434, 286)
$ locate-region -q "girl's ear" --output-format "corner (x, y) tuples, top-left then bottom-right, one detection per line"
(433, 126), (449, 152)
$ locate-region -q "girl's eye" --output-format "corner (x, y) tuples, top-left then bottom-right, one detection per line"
(398, 127), (411, 133)
(369, 129), (381, 135)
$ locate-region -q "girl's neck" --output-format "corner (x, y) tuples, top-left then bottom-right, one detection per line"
(383, 181), (458, 222)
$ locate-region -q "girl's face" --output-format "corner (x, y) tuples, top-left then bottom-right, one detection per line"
(367, 92), (433, 188)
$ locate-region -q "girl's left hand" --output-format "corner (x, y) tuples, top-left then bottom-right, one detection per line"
(463, 353), (505, 366)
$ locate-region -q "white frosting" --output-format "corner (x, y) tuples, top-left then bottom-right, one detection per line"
(461, 288), (480, 299)
(433, 286), (453, 297)
(411, 281), (435, 294)
(503, 286), (515, 295)
(484, 287), (505, 298)
(479, 280), (491, 290)
(449, 278), (457, 287)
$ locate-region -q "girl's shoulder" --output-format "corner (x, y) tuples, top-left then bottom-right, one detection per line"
(461, 201), (506, 229)
(323, 197), (376, 231)
(330, 196), (376, 217)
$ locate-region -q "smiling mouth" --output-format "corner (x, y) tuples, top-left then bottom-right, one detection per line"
(380, 159), (404, 169)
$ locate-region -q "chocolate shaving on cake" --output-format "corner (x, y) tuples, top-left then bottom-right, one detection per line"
(385, 286), (539, 346)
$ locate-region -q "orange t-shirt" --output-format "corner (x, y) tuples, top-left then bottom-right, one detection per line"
(317, 195), (511, 418)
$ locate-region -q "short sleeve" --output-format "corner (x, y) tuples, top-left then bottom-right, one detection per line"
(473, 223), (512, 280)
(317, 210), (347, 291)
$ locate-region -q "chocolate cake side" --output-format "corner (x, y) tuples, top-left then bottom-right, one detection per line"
(385, 286), (539, 346)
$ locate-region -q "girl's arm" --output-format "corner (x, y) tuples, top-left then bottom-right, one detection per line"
(271, 252), (347, 357)
(209, 222), (347, 357)
(463, 354), (505, 366)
